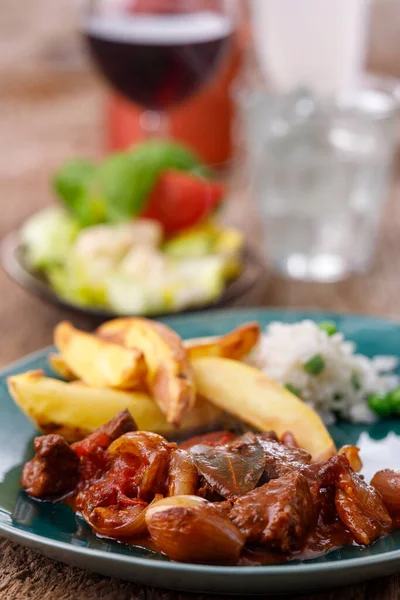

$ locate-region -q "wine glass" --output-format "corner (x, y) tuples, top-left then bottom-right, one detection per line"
(83, 0), (238, 137)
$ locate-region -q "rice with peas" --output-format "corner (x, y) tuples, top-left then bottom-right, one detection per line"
(249, 320), (399, 425)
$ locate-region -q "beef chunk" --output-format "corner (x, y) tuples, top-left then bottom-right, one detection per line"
(213, 499), (235, 517)
(99, 410), (137, 441)
(301, 455), (347, 517)
(197, 476), (225, 502)
(21, 435), (79, 498)
(255, 431), (280, 443)
(72, 410), (137, 457)
(256, 436), (312, 481)
(280, 432), (299, 447)
(230, 472), (314, 552)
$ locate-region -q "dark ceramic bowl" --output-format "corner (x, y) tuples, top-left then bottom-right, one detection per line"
(0, 230), (267, 319)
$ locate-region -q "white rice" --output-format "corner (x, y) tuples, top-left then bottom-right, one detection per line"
(249, 320), (399, 424)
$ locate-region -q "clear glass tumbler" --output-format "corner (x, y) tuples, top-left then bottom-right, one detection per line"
(235, 75), (400, 282)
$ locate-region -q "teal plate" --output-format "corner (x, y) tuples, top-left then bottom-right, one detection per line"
(0, 308), (400, 595)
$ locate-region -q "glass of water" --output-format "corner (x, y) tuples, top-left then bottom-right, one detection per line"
(235, 75), (400, 282)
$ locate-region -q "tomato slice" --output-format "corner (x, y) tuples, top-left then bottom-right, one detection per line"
(141, 170), (224, 235)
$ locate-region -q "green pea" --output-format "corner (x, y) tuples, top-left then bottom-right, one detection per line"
(318, 321), (337, 336)
(303, 354), (325, 375)
(368, 393), (392, 418)
(285, 383), (301, 397)
(388, 387), (400, 414)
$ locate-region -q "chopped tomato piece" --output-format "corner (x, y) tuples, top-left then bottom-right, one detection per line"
(141, 170), (224, 234)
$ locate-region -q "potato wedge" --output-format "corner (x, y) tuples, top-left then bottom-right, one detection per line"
(97, 318), (195, 426)
(48, 353), (76, 381)
(95, 320), (260, 362)
(184, 322), (260, 361)
(192, 357), (336, 462)
(54, 321), (146, 390)
(95, 318), (127, 345)
(7, 370), (222, 442)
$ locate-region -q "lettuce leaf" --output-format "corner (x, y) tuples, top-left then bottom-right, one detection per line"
(53, 159), (105, 227)
(20, 207), (80, 270)
(53, 141), (202, 226)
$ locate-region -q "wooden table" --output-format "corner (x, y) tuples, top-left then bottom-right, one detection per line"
(1, 0), (400, 598)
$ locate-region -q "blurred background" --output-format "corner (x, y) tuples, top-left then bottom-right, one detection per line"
(3, 0), (399, 226)
(1, 0), (400, 361)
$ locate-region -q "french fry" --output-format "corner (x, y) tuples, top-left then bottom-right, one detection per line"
(184, 322), (260, 361)
(54, 321), (146, 390)
(95, 320), (260, 362)
(192, 357), (336, 462)
(49, 322), (260, 386)
(97, 318), (195, 427)
(48, 353), (76, 381)
(7, 370), (222, 442)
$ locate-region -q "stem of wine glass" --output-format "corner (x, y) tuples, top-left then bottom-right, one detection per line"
(139, 110), (170, 139)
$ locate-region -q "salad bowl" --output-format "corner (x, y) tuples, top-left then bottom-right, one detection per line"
(1, 231), (266, 319)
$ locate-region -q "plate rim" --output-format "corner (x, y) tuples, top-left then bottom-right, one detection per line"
(1, 307), (400, 578)
(0, 515), (399, 576)
(159, 305), (400, 328)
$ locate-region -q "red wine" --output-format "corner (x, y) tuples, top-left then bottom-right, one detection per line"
(85, 12), (234, 110)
